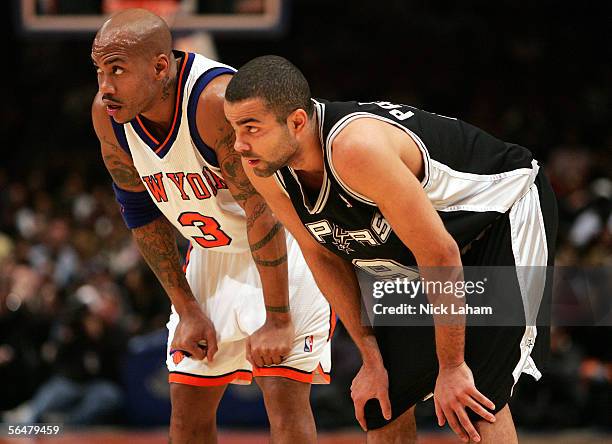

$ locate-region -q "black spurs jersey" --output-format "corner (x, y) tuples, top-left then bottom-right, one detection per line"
(274, 100), (540, 277)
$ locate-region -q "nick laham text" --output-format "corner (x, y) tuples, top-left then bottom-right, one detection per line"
(373, 303), (493, 315)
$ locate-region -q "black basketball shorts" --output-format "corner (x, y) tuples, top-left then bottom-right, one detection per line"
(365, 168), (558, 430)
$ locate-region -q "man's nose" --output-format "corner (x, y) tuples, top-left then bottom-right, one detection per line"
(233, 136), (250, 154)
(98, 75), (115, 95)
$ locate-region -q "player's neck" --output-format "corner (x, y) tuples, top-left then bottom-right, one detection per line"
(139, 57), (180, 138)
(289, 126), (324, 187)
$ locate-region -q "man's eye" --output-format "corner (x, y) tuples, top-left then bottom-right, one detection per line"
(247, 126), (258, 134)
(113, 67), (124, 75)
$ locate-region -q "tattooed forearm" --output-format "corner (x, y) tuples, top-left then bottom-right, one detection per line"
(252, 254), (288, 267)
(250, 222), (283, 252)
(214, 123), (287, 269)
(132, 218), (192, 294)
(265, 304), (290, 313)
(246, 201), (268, 230)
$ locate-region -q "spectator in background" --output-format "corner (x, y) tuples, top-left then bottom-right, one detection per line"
(4, 282), (128, 425)
(0, 252), (57, 412)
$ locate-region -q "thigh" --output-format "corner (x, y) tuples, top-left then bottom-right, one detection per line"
(185, 246), (258, 343)
(364, 326), (437, 430)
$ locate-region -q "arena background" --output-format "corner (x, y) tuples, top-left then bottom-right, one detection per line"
(0, 1), (610, 443)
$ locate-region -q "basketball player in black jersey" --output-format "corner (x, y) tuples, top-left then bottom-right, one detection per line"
(224, 56), (558, 443)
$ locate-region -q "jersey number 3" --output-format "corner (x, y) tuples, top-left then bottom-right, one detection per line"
(178, 212), (232, 248)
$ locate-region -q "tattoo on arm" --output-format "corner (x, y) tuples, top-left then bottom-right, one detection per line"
(253, 254), (288, 267)
(215, 124), (287, 268)
(132, 219), (192, 294)
(265, 304), (290, 313)
(250, 222), (283, 252)
(217, 127), (259, 205)
(250, 222), (287, 265)
(246, 202), (267, 230)
(101, 136), (142, 188)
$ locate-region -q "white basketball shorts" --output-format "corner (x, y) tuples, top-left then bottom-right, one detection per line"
(166, 232), (334, 386)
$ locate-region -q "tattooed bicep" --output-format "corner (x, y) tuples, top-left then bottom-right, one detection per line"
(100, 136), (144, 190)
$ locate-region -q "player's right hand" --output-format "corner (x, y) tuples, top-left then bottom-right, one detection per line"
(350, 361), (392, 431)
(171, 304), (218, 362)
(434, 361), (496, 443)
(246, 316), (294, 367)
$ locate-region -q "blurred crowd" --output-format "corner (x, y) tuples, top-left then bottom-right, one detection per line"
(0, 169), (171, 424)
(1, 0), (610, 432)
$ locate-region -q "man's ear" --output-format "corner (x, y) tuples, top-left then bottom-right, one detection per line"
(154, 54), (170, 78)
(287, 108), (308, 133)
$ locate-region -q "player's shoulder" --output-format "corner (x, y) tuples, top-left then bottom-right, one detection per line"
(332, 118), (387, 160)
(192, 70), (234, 147)
(198, 74), (232, 110)
(188, 53), (234, 108)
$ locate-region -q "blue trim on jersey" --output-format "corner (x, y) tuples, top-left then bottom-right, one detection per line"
(110, 118), (131, 155)
(130, 116), (155, 148)
(129, 52), (196, 159)
(187, 66), (236, 168)
(112, 182), (163, 229)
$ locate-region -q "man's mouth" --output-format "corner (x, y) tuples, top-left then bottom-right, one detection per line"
(105, 103), (121, 116)
(246, 159), (260, 166)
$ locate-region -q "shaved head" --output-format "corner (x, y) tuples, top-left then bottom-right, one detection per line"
(91, 8), (178, 123)
(93, 8), (172, 59)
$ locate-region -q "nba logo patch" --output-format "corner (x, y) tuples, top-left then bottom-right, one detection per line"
(304, 335), (314, 352)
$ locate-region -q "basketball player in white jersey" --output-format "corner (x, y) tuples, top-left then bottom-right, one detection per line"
(90, 10), (332, 443)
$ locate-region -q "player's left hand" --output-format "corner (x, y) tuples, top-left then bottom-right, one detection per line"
(351, 360), (392, 431)
(434, 361), (496, 443)
(247, 315), (294, 367)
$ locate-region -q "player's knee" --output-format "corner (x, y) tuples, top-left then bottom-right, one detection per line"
(257, 377), (312, 421)
(170, 383), (222, 432)
(171, 401), (216, 432)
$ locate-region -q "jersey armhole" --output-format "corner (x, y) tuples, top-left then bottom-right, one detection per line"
(326, 113), (432, 203)
(187, 66), (236, 169)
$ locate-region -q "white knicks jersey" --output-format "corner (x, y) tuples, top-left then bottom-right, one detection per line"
(111, 51), (248, 253)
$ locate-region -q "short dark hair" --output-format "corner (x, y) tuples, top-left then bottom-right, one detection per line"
(226, 55), (314, 122)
